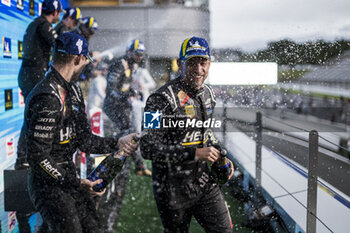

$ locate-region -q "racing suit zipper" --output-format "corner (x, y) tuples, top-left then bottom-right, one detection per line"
(197, 95), (206, 147)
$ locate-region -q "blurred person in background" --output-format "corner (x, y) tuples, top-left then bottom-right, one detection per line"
(15, 1), (62, 232)
(104, 39), (146, 132)
(54, 7), (82, 36)
(100, 39), (151, 229)
(18, 0), (62, 99)
(103, 39), (150, 170)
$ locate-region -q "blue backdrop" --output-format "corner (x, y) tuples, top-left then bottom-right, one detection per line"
(0, 0), (69, 232)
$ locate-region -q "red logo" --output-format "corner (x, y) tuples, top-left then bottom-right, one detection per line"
(8, 211), (17, 231)
(6, 136), (15, 158)
(91, 112), (101, 136)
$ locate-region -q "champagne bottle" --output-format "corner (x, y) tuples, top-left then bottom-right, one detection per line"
(87, 135), (139, 192)
(208, 136), (231, 185)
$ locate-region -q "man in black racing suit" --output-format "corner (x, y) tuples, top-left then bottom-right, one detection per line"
(24, 32), (138, 233)
(18, 0), (62, 99)
(140, 37), (234, 233)
(104, 39), (145, 132)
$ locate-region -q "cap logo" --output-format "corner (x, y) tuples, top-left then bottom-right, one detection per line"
(189, 41), (200, 47)
(69, 8), (75, 16)
(53, 0), (58, 10)
(180, 37), (210, 61)
(76, 39), (83, 54)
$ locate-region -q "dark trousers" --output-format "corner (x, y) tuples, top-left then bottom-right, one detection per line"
(155, 186), (232, 233)
(15, 212), (32, 233)
(29, 178), (100, 233)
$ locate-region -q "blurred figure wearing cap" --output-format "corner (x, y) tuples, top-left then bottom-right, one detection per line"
(140, 37), (234, 233)
(23, 32), (137, 233)
(100, 39), (151, 228)
(73, 16), (98, 42)
(55, 7), (82, 36)
(103, 39), (150, 176)
(104, 39), (147, 133)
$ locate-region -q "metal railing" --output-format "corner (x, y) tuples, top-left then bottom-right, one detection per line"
(221, 105), (350, 233)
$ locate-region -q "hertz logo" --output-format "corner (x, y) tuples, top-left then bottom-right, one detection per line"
(39, 159), (62, 179)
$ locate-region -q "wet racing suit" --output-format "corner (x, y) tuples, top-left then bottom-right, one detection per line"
(140, 77), (232, 233)
(24, 67), (120, 233)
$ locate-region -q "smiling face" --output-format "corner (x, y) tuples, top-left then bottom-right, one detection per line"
(182, 57), (211, 90)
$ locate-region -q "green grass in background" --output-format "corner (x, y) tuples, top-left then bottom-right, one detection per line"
(116, 161), (252, 233)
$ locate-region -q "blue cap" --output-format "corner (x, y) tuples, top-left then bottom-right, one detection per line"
(81, 17), (98, 31)
(42, 0), (63, 12)
(56, 32), (93, 63)
(127, 39), (146, 55)
(179, 37), (210, 62)
(65, 7), (82, 20)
